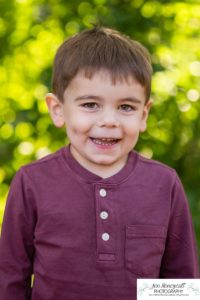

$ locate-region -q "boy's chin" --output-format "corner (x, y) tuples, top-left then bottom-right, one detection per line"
(89, 155), (127, 167)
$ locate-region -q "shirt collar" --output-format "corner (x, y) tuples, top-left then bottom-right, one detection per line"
(61, 145), (138, 184)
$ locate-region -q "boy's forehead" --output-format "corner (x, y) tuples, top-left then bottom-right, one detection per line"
(70, 68), (142, 87)
(64, 68), (147, 103)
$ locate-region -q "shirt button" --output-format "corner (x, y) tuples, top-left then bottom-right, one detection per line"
(100, 211), (108, 220)
(99, 188), (107, 197)
(102, 233), (110, 241)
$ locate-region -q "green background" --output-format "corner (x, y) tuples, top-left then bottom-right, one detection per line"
(0, 0), (200, 260)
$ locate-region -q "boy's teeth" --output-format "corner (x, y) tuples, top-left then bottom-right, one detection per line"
(92, 138), (118, 145)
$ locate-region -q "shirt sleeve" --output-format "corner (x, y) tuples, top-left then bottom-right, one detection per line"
(0, 168), (36, 300)
(160, 175), (199, 278)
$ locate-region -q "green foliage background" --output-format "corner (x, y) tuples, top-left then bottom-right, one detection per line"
(0, 0), (200, 259)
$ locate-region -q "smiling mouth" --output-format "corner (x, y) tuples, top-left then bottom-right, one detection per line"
(90, 137), (120, 146)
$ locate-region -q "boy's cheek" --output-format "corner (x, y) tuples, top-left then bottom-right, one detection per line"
(66, 116), (92, 131)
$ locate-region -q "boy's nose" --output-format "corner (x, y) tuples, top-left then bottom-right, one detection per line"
(97, 110), (120, 128)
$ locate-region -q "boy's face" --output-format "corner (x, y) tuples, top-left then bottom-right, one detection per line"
(46, 70), (151, 177)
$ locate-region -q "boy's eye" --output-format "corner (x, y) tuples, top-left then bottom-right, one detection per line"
(81, 102), (98, 109)
(119, 104), (136, 112)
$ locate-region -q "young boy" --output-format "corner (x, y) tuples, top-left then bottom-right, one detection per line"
(0, 27), (199, 300)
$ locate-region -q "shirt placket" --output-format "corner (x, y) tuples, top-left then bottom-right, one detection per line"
(94, 184), (116, 263)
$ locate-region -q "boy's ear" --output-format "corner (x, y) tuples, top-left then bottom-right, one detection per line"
(45, 93), (65, 128)
(140, 99), (153, 133)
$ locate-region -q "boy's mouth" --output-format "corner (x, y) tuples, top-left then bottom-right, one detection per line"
(90, 137), (120, 146)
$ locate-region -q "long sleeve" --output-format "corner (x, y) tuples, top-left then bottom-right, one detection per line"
(0, 168), (36, 300)
(160, 176), (199, 278)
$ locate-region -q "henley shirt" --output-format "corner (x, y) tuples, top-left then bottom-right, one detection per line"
(0, 146), (199, 300)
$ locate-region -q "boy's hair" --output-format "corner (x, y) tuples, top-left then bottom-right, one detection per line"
(52, 27), (152, 102)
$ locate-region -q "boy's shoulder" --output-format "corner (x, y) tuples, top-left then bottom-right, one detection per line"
(133, 151), (178, 183)
(137, 152), (175, 172)
(19, 147), (66, 175)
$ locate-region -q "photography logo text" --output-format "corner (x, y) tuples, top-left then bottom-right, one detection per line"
(137, 279), (200, 299)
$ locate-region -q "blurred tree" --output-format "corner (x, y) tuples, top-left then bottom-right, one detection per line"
(0, 0), (200, 256)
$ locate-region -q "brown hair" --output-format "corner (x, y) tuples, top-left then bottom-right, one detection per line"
(52, 27), (152, 102)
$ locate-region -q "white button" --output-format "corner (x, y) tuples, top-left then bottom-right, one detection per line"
(102, 233), (110, 241)
(99, 188), (107, 197)
(100, 211), (108, 220)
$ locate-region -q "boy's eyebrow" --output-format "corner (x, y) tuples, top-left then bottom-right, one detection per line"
(120, 97), (142, 104)
(74, 95), (102, 101)
(74, 95), (143, 103)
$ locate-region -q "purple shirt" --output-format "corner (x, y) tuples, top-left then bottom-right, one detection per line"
(0, 146), (199, 300)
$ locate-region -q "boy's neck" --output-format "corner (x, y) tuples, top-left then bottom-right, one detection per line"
(69, 145), (128, 179)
